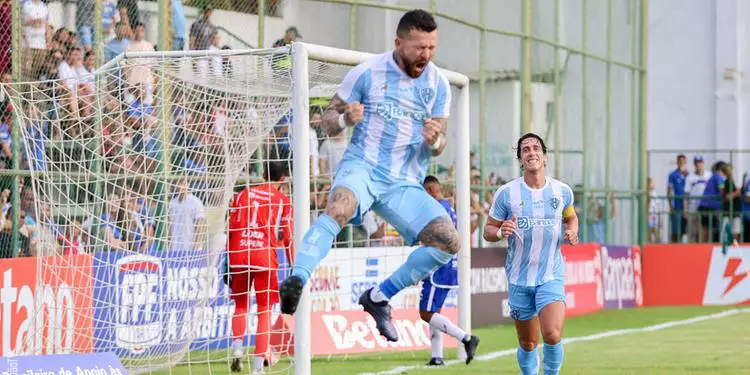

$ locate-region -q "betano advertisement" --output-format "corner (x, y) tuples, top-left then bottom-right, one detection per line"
(643, 244), (750, 306)
(0, 254), (94, 357)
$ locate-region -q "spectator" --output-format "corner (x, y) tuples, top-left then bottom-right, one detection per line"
(698, 161), (727, 242)
(196, 31), (222, 78)
(742, 174), (749, 243)
(124, 22), (155, 97)
(172, 0), (187, 50)
(189, 6), (216, 51)
(684, 155), (710, 241)
(647, 177), (662, 243)
(273, 26), (303, 47)
(721, 163), (743, 242)
(22, 0), (49, 49)
(169, 177), (205, 252)
(667, 154), (688, 242)
(118, 0), (140, 27)
(105, 22), (130, 62)
(319, 122), (348, 177)
(57, 46), (85, 93)
(0, 1), (10, 75)
(0, 71), (11, 120)
(77, 0), (120, 52)
(22, 0), (50, 79)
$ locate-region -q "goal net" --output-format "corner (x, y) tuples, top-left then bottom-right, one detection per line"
(0, 43), (471, 375)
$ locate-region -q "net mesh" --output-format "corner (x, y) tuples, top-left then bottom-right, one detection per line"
(1, 48), (297, 374)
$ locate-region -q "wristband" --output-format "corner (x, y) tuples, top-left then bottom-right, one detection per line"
(430, 134), (442, 151)
(496, 227), (506, 240)
(338, 113), (348, 129)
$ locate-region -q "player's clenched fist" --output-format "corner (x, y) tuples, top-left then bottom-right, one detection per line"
(500, 215), (517, 238)
(563, 229), (579, 245)
(344, 102), (365, 126)
(422, 118), (442, 146)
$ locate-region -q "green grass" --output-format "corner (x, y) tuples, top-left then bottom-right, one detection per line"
(152, 306), (750, 374)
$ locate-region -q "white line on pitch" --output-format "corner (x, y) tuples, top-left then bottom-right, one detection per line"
(360, 308), (750, 375)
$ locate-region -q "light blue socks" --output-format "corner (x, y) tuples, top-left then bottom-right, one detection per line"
(290, 214), (341, 284)
(517, 346), (540, 375)
(378, 246), (452, 299)
(542, 341), (564, 375)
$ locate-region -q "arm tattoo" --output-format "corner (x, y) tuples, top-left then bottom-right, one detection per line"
(321, 95), (348, 137)
(431, 117), (449, 157)
(419, 216), (460, 254)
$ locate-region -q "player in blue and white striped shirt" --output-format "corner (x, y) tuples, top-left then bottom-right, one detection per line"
(279, 10), (472, 352)
(483, 133), (579, 375)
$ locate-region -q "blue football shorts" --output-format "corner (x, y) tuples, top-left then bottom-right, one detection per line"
(508, 278), (566, 321)
(330, 159), (448, 245)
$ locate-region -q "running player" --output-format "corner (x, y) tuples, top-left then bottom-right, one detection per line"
(420, 175), (479, 365)
(278, 9), (471, 348)
(227, 161), (293, 373)
(483, 133), (579, 375)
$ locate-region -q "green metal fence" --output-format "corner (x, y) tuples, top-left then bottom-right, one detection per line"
(3, 0), (652, 256)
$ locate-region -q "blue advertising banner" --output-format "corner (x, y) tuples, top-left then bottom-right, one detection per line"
(1, 352), (126, 375)
(92, 250), (239, 357)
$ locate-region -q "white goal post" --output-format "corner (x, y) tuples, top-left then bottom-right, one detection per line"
(290, 42), (472, 375)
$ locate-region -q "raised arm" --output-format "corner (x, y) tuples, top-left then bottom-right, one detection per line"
(320, 94), (363, 137)
(423, 117), (448, 157)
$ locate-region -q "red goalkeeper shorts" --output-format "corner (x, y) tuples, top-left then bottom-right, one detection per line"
(229, 267), (279, 308)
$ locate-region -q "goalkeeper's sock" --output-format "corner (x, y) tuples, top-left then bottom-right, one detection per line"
(291, 214), (341, 284)
(377, 246), (452, 300)
(231, 338), (243, 358)
(429, 313), (469, 342)
(517, 345), (539, 375)
(542, 341), (564, 375)
(231, 307), (247, 347)
(254, 305), (271, 360)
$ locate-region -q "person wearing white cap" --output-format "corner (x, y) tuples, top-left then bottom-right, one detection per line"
(685, 155), (710, 242)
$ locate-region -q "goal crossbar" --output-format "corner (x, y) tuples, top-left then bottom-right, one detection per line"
(290, 42), (472, 375)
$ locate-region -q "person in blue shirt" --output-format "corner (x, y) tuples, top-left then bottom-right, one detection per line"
(742, 174), (749, 243)
(698, 161), (727, 242)
(419, 175), (479, 366)
(667, 154), (688, 242)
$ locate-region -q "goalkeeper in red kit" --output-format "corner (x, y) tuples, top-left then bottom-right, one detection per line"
(228, 161), (293, 373)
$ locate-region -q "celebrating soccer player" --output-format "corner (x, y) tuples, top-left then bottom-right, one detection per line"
(483, 133), (579, 375)
(227, 161), (293, 373)
(279, 9), (461, 343)
(420, 175), (479, 365)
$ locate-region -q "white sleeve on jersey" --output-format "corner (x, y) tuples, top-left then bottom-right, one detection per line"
(336, 63), (370, 104)
(488, 186), (510, 221)
(562, 183), (574, 209)
(431, 73), (451, 118)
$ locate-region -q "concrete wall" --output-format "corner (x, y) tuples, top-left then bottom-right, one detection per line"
(649, 0), (750, 194)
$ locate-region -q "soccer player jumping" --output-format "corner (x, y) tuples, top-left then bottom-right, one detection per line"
(227, 161), (293, 373)
(279, 9), (478, 359)
(483, 133), (579, 375)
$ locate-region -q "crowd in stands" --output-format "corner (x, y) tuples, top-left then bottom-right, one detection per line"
(651, 154), (750, 244)
(0, 0), (302, 258)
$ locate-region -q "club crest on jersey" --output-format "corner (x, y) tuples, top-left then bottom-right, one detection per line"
(549, 197), (560, 210)
(420, 88), (434, 103)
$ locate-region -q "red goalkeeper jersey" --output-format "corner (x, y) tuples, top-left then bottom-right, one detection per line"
(228, 183), (294, 269)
